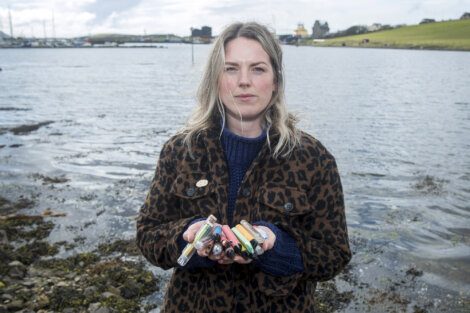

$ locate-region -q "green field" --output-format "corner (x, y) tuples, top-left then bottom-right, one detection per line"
(305, 19), (470, 51)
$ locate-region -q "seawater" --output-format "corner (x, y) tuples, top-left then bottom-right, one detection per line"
(1, 45), (469, 311)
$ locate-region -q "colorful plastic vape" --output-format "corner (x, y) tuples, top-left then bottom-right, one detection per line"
(236, 224), (264, 256)
(177, 214), (217, 266)
(232, 226), (255, 257)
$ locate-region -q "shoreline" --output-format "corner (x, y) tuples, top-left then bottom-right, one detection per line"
(1, 185), (468, 312)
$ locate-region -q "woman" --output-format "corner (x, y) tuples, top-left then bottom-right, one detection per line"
(136, 22), (351, 313)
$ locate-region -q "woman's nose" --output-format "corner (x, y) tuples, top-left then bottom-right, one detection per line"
(238, 69), (251, 87)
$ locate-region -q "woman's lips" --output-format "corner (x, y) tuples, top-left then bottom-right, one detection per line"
(235, 94), (256, 101)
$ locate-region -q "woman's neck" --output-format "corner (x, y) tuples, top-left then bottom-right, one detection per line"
(225, 115), (263, 138)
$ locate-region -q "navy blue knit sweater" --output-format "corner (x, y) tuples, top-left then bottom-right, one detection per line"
(178, 128), (303, 276)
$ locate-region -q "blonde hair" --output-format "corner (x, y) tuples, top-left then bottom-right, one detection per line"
(180, 22), (300, 158)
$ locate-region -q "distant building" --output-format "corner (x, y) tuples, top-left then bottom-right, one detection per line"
(420, 18), (436, 24)
(461, 12), (470, 19)
(191, 26), (212, 44)
(294, 23), (309, 38)
(191, 26), (212, 38)
(311, 20), (329, 39)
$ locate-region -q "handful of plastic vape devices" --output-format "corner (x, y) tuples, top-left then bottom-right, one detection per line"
(177, 214), (269, 266)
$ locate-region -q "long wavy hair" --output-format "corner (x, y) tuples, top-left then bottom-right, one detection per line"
(180, 22), (300, 158)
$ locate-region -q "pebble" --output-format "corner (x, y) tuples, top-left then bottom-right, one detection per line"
(35, 294), (49, 309)
(88, 303), (101, 311)
(89, 303), (113, 313)
(94, 307), (112, 313)
(6, 300), (23, 311)
(0, 294), (12, 301)
(8, 261), (27, 279)
(21, 280), (35, 288)
(101, 291), (116, 299)
(84, 286), (98, 297)
(0, 230), (8, 244)
(56, 281), (69, 287)
(8, 261), (25, 267)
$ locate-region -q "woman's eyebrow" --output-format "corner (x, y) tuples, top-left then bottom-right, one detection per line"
(251, 62), (268, 66)
(224, 61), (268, 66)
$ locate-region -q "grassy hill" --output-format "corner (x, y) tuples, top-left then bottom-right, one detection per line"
(305, 19), (470, 51)
(83, 33), (181, 44)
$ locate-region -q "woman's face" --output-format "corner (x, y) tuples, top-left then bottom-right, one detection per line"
(219, 37), (276, 127)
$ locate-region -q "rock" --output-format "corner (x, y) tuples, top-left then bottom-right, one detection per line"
(9, 121), (54, 135)
(0, 230), (8, 244)
(88, 303), (113, 313)
(0, 293), (12, 301)
(119, 279), (142, 299)
(100, 291), (117, 299)
(8, 260), (25, 267)
(84, 286), (98, 298)
(94, 307), (112, 313)
(63, 308), (76, 313)
(8, 264), (27, 279)
(66, 272), (76, 279)
(35, 294), (49, 309)
(56, 281), (69, 287)
(406, 267), (423, 278)
(0, 305), (7, 313)
(88, 303), (101, 312)
(0, 281), (5, 289)
(107, 286), (120, 296)
(6, 300), (24, 311)
(21, 280), (35, 288)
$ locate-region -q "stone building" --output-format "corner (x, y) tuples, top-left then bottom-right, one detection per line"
(311, 20), (329, 39)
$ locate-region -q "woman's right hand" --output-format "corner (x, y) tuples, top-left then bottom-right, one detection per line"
(182, 220), (210, 257)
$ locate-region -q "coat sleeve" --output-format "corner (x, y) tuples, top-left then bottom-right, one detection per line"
(299, 150), (351, 282)
(136, 139), (195, 270)
(257, 142), (351, 296)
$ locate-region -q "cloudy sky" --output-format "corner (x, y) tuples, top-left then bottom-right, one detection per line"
(0, 0), (468, 38)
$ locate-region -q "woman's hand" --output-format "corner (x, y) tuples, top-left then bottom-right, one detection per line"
(253, 225), (276, 251)
(182, 222), (276, 264)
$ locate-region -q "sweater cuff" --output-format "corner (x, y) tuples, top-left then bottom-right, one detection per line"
(177, 217), (216, 269)
(252, 221), (304, 277)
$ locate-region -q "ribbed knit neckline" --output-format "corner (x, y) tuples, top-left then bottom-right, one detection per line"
(221, 128), (266, 166)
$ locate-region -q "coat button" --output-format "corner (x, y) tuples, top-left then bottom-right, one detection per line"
(186, 187), (196, 197)
(242, 188), (251, 197)
(284, 202), (293, 212)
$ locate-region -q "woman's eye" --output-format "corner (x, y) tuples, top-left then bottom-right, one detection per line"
(252, 67), (266, 73)
(224, 67), (237, 72)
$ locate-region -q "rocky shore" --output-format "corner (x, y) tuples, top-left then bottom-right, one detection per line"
(0, 131), (467, 313)
(0, 193), (358, 313)
(0, 195), (161, 313)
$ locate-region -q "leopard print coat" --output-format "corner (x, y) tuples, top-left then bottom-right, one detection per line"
(136, 125), (351, 313)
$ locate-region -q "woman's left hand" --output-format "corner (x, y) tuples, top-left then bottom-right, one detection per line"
(213, 225), (276, 265)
